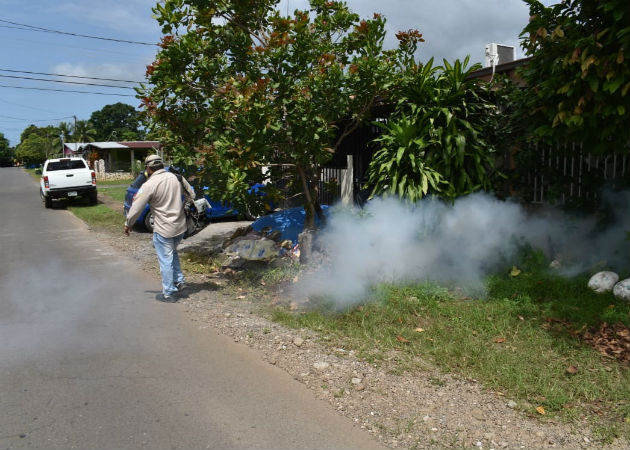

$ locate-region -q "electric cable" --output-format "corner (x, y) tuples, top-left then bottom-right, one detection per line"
(0, 73), (137, 89)
(0, 84), (135, 96)
(0, 68), (142, 84)
(0, 18), (156, 46)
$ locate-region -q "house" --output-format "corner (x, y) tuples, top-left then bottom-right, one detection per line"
(77, 141), (162, 172)
(63, 143), (87, 156)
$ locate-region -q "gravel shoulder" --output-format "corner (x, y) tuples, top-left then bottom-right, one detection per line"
(94, 225), (629, 450)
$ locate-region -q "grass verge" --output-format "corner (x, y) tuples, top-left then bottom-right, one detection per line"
(98, 186), (127, 202)
(259, 253), (630, 441)
(63, 185), (128, 232)
(67, 202), (123, 232)
(97, 178), (134, 186)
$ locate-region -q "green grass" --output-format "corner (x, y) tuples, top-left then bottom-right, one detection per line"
(98, 186), (127, 202)
(267, 254), (630, 440)
(97, 178), (133, 186)
(67, 203), (123, 231)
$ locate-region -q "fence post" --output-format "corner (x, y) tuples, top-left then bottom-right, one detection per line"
(341, 155), (354, 206)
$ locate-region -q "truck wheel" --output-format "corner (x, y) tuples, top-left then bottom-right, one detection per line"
(41, 190), (52, 208)
(143, 212), (154, 232)
(89, 191), (98, 205)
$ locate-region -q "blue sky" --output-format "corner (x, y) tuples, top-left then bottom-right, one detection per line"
(0, 0), (539, 147)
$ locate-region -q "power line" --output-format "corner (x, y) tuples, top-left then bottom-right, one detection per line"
(0, 18), (157, 46)
(0, 113), (74, 122)
(0, 84), (135, 97)
(0, 68), (142, 84)
(0, 73), (137, 89)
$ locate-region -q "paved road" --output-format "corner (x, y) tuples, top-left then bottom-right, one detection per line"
(0, 168), (382, 450)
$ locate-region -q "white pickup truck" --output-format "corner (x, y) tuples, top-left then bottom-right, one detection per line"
(39, 157), (97, 208)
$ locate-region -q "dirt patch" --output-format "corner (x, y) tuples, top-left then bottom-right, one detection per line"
(98, 191), (124, 214)
(93, 227), (630, 450)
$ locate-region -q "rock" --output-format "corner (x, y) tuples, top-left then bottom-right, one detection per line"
(587, 271), (619, 293)
(549, 259), (561, 269)
(351, 377), (362, 385)
(613, 278), (630, 302)
(313, 361), (330, 371)
(293, 337), (304, 347)
(507, 400), (517, 409)
(471, 407), (485, 421)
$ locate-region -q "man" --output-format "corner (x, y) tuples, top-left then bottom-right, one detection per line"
(124, 154), (195, 302)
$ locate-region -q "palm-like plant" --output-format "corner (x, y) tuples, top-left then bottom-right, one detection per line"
(367, 56), (502, 201)
(73, 120), (97, 143)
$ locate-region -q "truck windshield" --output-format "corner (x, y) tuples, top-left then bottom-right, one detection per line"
(47, 160), (87, 171)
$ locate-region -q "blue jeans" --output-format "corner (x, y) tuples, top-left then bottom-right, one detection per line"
(153, 232), (185, 296)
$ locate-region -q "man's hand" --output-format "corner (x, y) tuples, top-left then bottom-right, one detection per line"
(124, 225), (131, 236)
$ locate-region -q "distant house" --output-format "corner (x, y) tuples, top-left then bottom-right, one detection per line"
(63, 143), (87, 157)
(69, 141), (162, 172)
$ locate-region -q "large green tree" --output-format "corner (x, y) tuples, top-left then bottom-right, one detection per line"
(518, 0), (629, 150)
(15, 134), (48, 165)
(19, 125), (59, 158)
(140, 0), (420, 228)
(90, 102), (142, 141)
(0, 132), (13, 166)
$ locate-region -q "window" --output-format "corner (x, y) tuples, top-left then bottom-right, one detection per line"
(47, 159), (87, 171)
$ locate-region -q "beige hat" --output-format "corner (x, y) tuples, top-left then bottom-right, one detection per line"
(145, 154), (163, 167)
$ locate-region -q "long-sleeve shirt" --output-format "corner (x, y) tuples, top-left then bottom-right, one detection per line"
(125, 168), (195, 238)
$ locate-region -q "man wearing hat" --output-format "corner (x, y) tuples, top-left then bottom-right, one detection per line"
(124, 154), (195, 302)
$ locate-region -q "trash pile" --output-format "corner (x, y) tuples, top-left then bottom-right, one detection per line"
(221, 226), (300, 269)
(220, 205), (330, 267)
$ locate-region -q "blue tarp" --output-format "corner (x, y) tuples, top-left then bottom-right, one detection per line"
(251, 205), (329, 245)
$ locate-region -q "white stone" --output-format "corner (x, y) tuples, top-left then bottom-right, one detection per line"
(587, 271), (619, 293)
(613, 278), (630, 302)
(351, 377), (362, 385)
(313, 361), (330, 371)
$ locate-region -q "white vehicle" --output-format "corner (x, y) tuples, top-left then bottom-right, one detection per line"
(39, 157), (97, 208)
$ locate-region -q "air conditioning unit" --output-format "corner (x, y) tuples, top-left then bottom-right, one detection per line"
(484, 43), (515, 68)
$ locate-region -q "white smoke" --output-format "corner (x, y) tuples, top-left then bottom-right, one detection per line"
(293, 191), (629, 307)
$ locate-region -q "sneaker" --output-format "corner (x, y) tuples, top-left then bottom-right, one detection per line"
(156, 293), (177, 303)
(175, 282), (186, 291)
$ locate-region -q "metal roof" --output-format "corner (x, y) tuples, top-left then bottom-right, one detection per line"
(85, 142), (129, 149)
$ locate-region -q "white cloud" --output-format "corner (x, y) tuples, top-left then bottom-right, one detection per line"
(51, 60), (151, 85)
(52, 0), (159, 35)
(278, 0), (535, 64)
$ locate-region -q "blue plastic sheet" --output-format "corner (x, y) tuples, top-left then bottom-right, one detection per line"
(251, 205), (329, 245)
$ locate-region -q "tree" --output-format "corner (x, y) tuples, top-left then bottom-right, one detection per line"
(141, 0), (420, 229)
(518, 0), (630, 150)
(367, 56), (505, 201)
(90, 102), (142, 141)
(0, 132), (13, 166)
(19, 125), (59, 158)
(15, 134), (47, 165)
